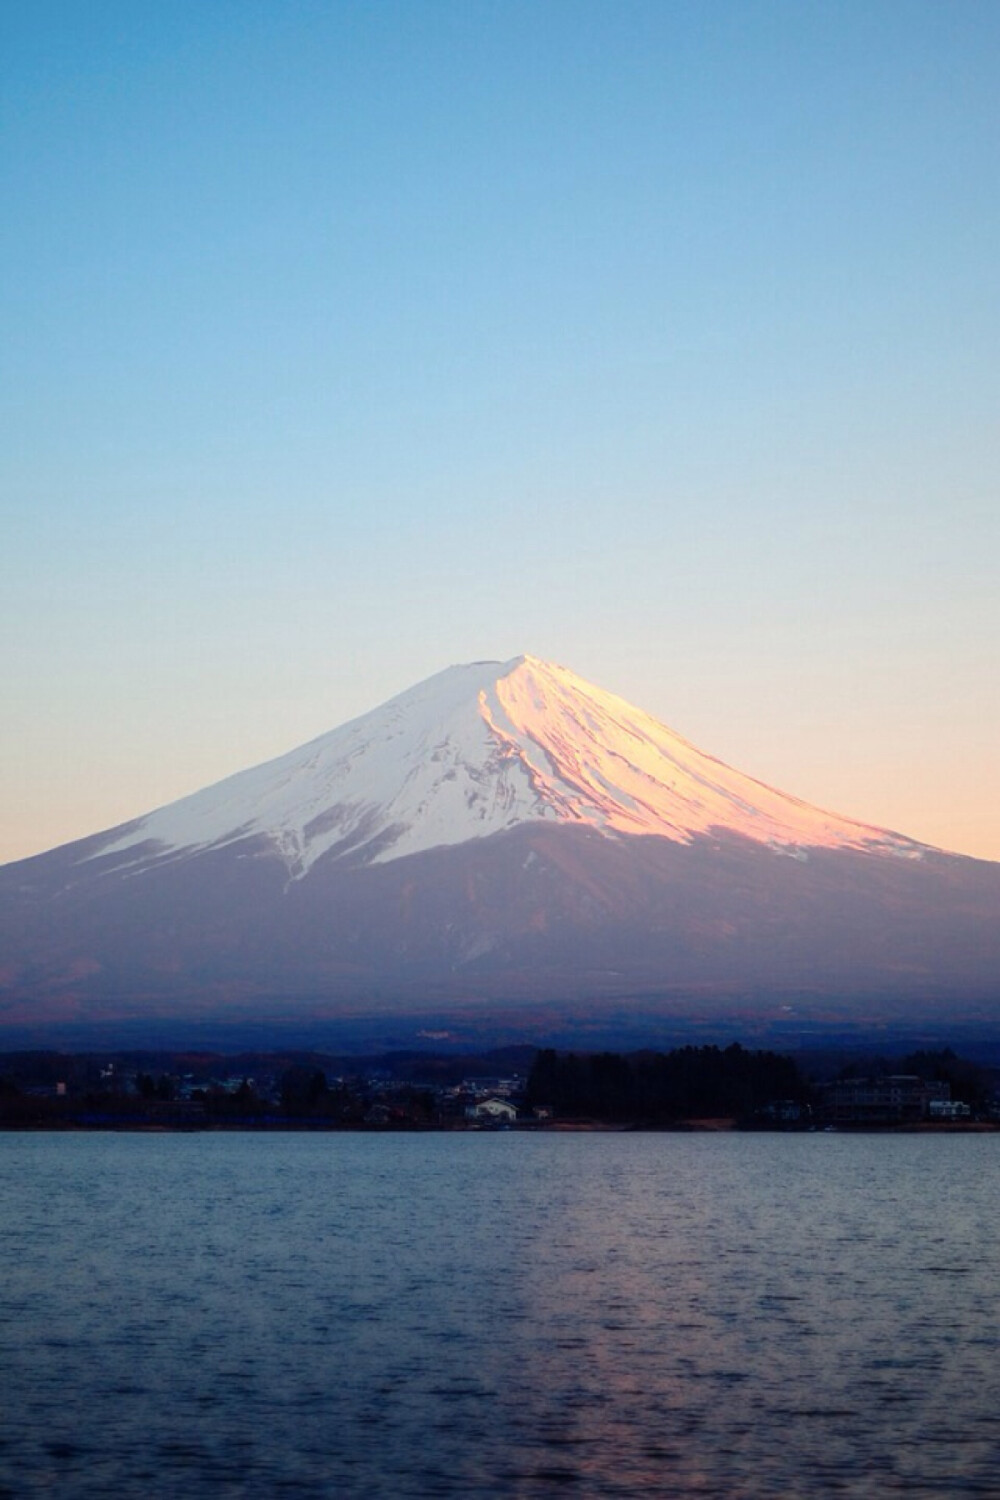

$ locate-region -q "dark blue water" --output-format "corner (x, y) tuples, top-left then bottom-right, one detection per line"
(2, 1131), (999, 1497)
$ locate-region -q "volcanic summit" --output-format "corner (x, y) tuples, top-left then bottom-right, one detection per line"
(2, 655), (998, 1043)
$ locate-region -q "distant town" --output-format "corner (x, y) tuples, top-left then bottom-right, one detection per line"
(2, 1042), (999, 1132)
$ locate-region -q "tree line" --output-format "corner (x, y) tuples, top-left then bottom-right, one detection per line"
(526, 1043), (809, 1122)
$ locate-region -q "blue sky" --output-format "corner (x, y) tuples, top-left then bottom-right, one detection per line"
(2, 0), (998, 861)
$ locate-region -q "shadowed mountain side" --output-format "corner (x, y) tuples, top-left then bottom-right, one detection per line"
(2, 824), (998, 1031)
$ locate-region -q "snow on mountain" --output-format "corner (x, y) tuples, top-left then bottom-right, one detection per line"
(91, 654), (924, 878)
(6, 654), (997, 1042)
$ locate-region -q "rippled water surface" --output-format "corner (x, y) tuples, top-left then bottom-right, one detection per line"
(2, 1131), (999, 1497)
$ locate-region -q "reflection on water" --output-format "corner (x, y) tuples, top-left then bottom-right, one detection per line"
(2, 1132), (999, 1497)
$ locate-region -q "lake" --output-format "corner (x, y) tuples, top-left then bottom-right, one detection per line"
(1, 1131), (998, 1497)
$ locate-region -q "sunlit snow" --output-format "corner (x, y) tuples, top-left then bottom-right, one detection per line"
(91, 655), (924, 877)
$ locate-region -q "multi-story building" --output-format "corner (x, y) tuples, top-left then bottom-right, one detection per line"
(821, 1075), (950, 1124)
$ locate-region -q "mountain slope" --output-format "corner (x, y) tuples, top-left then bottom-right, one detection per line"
(80, 654), (923, 879)
(1, 656), (997, 1042)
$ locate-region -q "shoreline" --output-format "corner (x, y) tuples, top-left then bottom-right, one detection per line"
(3, 1118), (999, 1135)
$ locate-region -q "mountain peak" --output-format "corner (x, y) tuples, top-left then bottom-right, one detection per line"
(82, 655), (923, 879)
(10, 655), (1000, 1044)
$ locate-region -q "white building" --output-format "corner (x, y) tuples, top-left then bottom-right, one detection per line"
(927, 1099), (971, 1120)
(465, 1097), (518, 1123)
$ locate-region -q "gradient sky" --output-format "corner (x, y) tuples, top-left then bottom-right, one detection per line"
(2, 0), (998, 864)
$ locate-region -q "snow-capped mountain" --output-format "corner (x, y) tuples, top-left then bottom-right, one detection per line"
(89, 655), (923, 879)
(1, 656), (997, 1044)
